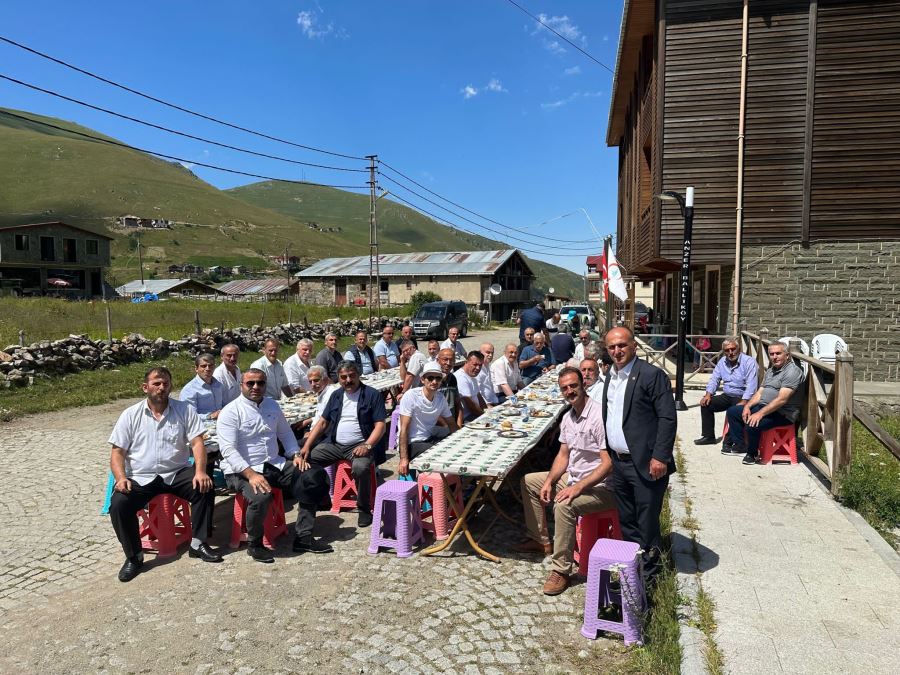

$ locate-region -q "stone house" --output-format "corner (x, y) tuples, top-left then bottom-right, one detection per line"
(0, 221), (112, 298)
(295, 249), (535, 321)
(608, 0), (900, 380)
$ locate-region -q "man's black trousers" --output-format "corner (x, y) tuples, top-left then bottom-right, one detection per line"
(700, 393), (741, 439)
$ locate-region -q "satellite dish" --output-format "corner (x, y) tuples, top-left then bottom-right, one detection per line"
(489, 283), (502, 296)
(548, 287), (555, 294)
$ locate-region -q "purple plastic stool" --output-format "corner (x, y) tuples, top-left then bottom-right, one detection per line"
(581, 538), (645, 645)
(387, 407), (401, 453)
(367, 480), (423, 558)
(325, 464), (336, 497)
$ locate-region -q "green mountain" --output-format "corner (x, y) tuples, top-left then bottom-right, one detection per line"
(0, 107), (584, 297)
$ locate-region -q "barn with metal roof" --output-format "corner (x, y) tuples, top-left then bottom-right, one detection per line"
(295, 249), (535, 318)
(116, 278), (222, 298)
(217, 278), (298, 300)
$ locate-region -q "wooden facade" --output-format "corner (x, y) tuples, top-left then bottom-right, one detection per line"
(608, 0), (900, 335)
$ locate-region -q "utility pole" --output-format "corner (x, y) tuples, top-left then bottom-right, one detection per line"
(366, 155), (380, 329)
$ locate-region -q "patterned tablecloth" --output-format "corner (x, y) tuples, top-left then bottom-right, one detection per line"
(361, 368), (403, 392)
(410, 367), (567, 478)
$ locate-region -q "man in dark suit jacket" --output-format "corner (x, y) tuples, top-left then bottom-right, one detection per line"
(602, 326), (677, 584)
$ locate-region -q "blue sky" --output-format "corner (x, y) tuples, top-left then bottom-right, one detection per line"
(1, 1), (623, 276)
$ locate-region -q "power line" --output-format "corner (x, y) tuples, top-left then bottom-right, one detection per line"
(502, 0), (615, 74)
(378, 160), (598, 244)
(0, 34), (367, 161)
(0, 74), (368, 173)
(384, 190), (589, 259)
(0, 109), (368, 190)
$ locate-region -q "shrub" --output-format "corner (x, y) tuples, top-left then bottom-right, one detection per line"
(408, 291), (442, 315)
(839, 417), (900, 538)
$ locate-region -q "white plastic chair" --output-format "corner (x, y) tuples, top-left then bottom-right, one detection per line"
(778, 336), (810, 377)
(811, 333), (848, 365)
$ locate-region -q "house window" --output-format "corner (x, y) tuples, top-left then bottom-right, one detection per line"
(587, 265), (596, 274)
(63, 238), (77, 263)
(86, 239), (99, 255)
(181, 288), (194, 296)
(590, 280), (601, 293)
(642, 281), (651, 288)
(360, 283), (367, 292)
(406, 280), (412, 290)
(14, 234), (29, 251)
(429, 275), (435, 283)
(40, 236), (55, 262)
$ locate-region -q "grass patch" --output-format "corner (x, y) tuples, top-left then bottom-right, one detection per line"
(838, 417), (900, 545)
(0, 338), (354, 422)
(696, 583), (725, 675)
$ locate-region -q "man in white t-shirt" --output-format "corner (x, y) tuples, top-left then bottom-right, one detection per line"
(397, 362), (458, 475)
(213, 343), (241, 404)
(545, 312), (562, 334)
(475, 342), (499, 405)
(573, 330), (592, 364)
(456, 351), (487, 422)
(398, 338), (427, 394)
(491, 343), (525, 401)
(284, 338), (314, 394)
(439, 326), (466, 359)
(249, 338), (292, 400)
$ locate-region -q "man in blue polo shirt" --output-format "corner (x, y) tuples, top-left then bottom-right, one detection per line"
(373, 325), (400, 370)
(518, 302), (547, 343)
(694, 337), (758, 447)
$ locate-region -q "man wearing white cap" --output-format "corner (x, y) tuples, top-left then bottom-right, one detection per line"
(396, 362), (458, 476)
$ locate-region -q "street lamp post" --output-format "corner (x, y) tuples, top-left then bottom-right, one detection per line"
(655, 187), (695, 411)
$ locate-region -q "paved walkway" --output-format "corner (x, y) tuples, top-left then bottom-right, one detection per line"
(674, 390), (900, 675)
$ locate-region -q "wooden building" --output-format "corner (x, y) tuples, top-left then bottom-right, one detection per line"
(608, 0), (900, 380)
(116, 278), (222, 299)
(0, 221), (112, 298)
(295, 249), (535, 320)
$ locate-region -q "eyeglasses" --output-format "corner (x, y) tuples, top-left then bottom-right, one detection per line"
(245, 380), (266, 388)
(422, 375), (443, 382)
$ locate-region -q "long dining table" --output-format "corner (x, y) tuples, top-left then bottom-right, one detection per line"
(409, 365), (567, 562)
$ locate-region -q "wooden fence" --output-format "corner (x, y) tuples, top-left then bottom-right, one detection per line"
(741, 329), (900, 495)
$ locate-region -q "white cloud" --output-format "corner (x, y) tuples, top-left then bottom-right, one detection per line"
(540, 90), (603, 110)
(564, 65), (581, 76)
(531, 13), (587, 54)
(297, 9), (346, 39)
(460, 78), (507, 100)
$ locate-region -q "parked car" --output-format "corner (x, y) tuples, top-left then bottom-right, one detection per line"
(559, 304), (599, 330)
(412, 300), (469, 340)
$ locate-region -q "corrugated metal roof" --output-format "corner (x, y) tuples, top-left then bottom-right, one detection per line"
(116, 278), (218, 294)
(296, 249), (528, 278)
(585, 255), (603, 265)
(218, 278), (296, 295)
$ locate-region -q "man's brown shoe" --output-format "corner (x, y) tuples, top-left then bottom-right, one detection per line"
(513, 539), (552, 555)
(543, 571), (569, 595)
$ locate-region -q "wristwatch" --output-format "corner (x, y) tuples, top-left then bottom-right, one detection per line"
(364, 443), (373, 451)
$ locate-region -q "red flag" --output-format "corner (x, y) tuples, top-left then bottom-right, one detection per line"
(600, 250), (608, 302)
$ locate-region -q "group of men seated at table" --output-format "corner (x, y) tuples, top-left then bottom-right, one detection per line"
(107, 325), (671, 597)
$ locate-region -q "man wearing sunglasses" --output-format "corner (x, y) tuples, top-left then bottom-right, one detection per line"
(217, 369), (332, 562)
(397, 362), (458, 476)
(695, 337), (758, 448)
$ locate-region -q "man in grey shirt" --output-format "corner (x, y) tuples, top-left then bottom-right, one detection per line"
(724, 341), (804, 464)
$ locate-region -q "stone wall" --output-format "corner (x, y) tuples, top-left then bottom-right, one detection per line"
(740, 240), (900, 381)
(295, 280), (333, 306)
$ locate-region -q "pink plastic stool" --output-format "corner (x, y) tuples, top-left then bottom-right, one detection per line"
(229, 487), (287, 549)
(759, 425), (798, 464)
(581, 538), (645, 645)
(387, 407), (401, 452)
(331, 460), (378, 513)
(574, 509), (623, 577)
(417, 472), (464, 540)
(138, 494), (192, 558)
(367, 480), (423, 557)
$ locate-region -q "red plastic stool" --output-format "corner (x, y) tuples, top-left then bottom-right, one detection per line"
(229, 487), (287, 549)
(331, 460), (378, 513)
(138, 494), (192, 558)
(722, 419), (729, 438)
(417, 472), (464, 540)
(574, 509), (622, 577)
(758, 425), (798, 465)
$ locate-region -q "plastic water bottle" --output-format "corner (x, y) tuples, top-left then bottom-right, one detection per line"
(522, 406), (530, 423)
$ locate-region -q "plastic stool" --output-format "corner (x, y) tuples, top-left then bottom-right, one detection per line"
(325, 464), (336, 497)
(759, 425), (798, 465)
(137, 494), (192, 558)
(331, 460), (378, 513)
(722, 419), (729, 438)
(387, 407), (401, 452)
(367, 480), (423, 557)
(100, 470), (115, 515)
(581, 538), (645, 645)
(229, 487), (288, 549)
(574, 509), (623, 577)
(417, 472), (464, 540)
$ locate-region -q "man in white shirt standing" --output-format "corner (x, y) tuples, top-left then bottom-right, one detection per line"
(217, 369), (332, 562)
(284, 338), (314, 394)
(573, 330), (592, 364)
(373, 325), (401, 370)
(250, 338), (292, 400)
(398, 338), (427, 394)
(440, 326), (466, 359)
(491, 343), (524, 402)
(397, 362), (458, 476)
(475, 342), (499, 406)
(456, 351), (488, 422)
(108, 367), (221, 582)
(180, 353), (225, 420)
(213, 343), (241, 405)
(517, 367), (615, 596)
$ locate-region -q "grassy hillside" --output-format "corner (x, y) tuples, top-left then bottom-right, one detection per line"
(0, 107), (584, 297)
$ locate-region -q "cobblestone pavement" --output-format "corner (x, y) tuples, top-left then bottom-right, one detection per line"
(0, 381), (633, 674)
(677, 390), (900, 675)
